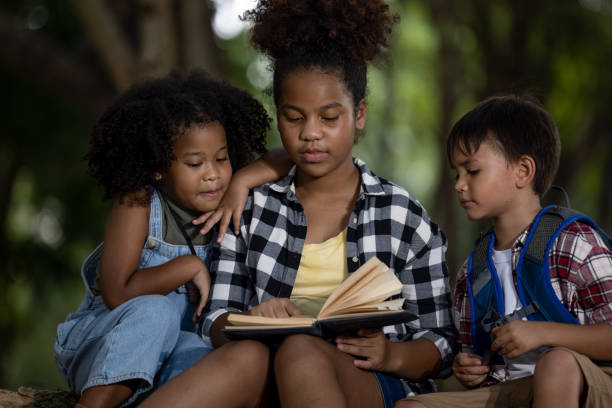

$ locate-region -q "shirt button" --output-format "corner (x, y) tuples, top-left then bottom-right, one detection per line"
(352, 217), (358, 224)
(148, 240), (157, 248)
(352, 257), (359, 263)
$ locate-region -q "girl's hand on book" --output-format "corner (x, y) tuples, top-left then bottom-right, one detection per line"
(335, 328), (391, 371)
(452, 352), (489, 388)
(248, 298), (302, 318)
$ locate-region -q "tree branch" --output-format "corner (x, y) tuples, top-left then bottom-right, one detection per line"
(138, 0), (178, 78)
(179, 0), (226, 78)
(69, 0), (136, 90)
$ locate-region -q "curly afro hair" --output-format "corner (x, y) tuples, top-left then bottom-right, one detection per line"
(243, 0), (398, 106)
(85, 69), (270, 205)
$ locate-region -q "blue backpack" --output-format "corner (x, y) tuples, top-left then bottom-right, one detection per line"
(467, 205), (612, 363)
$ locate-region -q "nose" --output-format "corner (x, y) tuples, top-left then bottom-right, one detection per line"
(455, 175), (466, 193)
(299, 117), (322, 141)
(201, 162), (220, 182)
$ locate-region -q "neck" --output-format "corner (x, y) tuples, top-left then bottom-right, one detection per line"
(492, 195), (542, 250)
(295, 157), (359, 197)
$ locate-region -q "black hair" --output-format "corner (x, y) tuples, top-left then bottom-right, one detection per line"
(243, 0), (398, 109)
(446, 95), (561, 197)
(85, 69), (270, 205)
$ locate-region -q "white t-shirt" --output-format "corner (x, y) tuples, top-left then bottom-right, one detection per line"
(492, 248), (546, 381)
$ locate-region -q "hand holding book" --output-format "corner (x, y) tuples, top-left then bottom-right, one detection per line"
(223, 256), (415, 341)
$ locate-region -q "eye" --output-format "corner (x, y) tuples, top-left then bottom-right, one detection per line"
(322, 116), (339, 122)
(187, 162), (202, 168)
(284, 113), (302, 122)
(467, 169), (480, 175)
(216, 156), (228, 162)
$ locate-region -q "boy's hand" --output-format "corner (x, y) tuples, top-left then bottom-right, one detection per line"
(491, 320), (545, 359)
(248, 298), (302, 318)
(190, 265), (211, 322)
(335, 329), (391, 371)
(452, 352), (489, 388)
(192, 177), (250, 243)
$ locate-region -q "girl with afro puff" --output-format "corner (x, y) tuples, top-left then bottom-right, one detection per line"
(54, 69), (291, 408)
(143, 1), (458, 407)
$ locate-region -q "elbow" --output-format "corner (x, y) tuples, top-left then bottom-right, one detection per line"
(101, 293), (120, 310)
(101, 290), (129, 310)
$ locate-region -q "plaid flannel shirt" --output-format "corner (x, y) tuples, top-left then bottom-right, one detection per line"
(454, 220), (612, 371)
(201, 158), (458, 395)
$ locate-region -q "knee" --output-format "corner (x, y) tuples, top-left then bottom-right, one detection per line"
(274, 334), (327, 372)
(535, 348), (581, 380)
(121, 295), (180, 335)
(223, 340), (270, 376)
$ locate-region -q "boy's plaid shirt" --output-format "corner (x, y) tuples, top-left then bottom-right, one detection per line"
(454, 221), (612, 351)
(201, 158), (458, 394)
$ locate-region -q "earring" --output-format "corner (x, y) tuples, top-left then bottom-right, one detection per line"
(155, 174), (162, 181)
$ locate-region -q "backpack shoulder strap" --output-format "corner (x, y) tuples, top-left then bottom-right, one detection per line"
(517, 205), (584, 324)
(468, 228), (505, 363)
(470, 228), (494, 296)
(523, 206), (580, 263)
(524, 205), (612, 263)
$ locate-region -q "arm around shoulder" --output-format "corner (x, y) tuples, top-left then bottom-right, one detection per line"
(234, 146), (293, 188)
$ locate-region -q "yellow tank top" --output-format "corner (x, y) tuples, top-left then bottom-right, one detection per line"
(290, 230), (348, 316)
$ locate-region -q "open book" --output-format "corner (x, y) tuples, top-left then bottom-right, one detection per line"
(223, 256), (415, 341)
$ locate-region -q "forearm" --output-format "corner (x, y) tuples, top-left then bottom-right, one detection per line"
(210, 312), (232, 347)
(386, 338), (443, 381)
(234, 147), (292, 188)
(538, 321), (612, 360)
(101, 254), (203, 309)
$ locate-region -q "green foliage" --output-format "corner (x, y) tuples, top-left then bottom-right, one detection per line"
(1, 0), (611, 391)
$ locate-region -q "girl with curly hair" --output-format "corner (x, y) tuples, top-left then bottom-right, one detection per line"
(143, 1), (458, 407)
(54, 69), (289, 408)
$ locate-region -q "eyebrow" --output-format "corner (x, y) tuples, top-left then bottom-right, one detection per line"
(281, 102), (343, 112)
(453, 157), (477, 168)
(182, 145), (227, 158)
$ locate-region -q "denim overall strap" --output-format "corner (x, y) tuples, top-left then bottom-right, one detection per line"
(149, 189), (164, 240)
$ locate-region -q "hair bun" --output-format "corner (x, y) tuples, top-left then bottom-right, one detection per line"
(244, 0), (398, 63)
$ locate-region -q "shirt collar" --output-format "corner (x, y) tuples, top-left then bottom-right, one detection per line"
(268, 157), (386, 200)
(510, 225), (531, 263)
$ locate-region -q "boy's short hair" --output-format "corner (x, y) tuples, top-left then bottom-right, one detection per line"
(446, 95), (560, 197)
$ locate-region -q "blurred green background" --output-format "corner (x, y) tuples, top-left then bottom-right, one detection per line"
(1, 0), (611, 390)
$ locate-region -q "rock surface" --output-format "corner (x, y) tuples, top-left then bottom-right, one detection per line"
(0, 387), (77, 407)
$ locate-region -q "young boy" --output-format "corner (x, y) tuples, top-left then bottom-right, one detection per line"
(398, 95), (612, 408)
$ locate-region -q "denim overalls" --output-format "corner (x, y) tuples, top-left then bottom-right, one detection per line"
(54, 190), (213, 406)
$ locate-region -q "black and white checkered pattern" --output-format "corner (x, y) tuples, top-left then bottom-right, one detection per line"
(201, 158), (458, 394)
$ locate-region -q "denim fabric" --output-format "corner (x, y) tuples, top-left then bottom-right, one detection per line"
(374, 372), (406, 408)
(54, 190), (213, 406)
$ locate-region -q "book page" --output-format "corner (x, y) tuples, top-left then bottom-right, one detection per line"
(227, 314), (314, 327)
(226, 323), (315, 330)
(318, 257), (383, 317)
(318, 257), (403, 318)
(328, 271), (402, 312)
(325, 262), (388, 307)
(319, 298), (405, 317)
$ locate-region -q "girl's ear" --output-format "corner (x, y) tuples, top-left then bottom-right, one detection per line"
(355, 99), (367, 131)
(515, 154), (536, 189)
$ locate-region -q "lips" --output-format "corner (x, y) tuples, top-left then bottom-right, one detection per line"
(198, 189), (223, 198)
(301, 149), (327, 163)
(459, 199), (474, 208)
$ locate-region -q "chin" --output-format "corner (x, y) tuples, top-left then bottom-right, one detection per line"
(463, 211), (482, 221)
